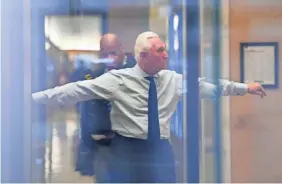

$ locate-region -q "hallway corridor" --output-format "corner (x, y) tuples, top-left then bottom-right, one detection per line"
(44, 108), (93, 183)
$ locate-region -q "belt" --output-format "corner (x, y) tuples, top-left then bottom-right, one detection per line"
(91, 132), (115, 140)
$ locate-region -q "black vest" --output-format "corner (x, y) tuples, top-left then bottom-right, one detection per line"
(77, 56), (136, 148)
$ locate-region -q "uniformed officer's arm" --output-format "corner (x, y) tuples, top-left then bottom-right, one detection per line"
(32, 72), (121, 106)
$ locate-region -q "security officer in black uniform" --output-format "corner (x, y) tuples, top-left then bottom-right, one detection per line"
(72, 33), (136, 183)
(70, 58), (96, 176)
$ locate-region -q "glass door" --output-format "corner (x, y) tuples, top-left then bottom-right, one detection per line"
(165, 0), (225, 183)
(199, 0), (226, 183)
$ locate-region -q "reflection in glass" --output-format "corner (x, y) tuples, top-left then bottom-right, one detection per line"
(44, 15), (102, 183)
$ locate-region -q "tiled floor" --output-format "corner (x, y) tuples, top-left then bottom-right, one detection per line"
(45, 107), (93, 183)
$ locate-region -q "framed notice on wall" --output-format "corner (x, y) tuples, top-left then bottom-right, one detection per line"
(240, 42), (279, 89)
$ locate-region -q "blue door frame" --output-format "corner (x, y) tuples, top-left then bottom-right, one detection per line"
(183, 0), (222, 183)
(184, 0), (201, 182)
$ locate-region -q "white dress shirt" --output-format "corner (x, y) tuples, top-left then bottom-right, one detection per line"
(32, 64), (248, 139)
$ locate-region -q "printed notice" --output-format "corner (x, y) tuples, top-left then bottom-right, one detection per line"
(243, 46), (275, 85)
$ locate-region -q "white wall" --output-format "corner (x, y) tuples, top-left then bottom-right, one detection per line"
(108, 5), (149, 52)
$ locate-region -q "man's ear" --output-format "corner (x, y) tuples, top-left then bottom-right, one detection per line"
(139, 52), (148, 60)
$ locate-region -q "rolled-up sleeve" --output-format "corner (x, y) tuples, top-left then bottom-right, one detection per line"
(32, 72), (121, 106)
(176, 73), (248, 99)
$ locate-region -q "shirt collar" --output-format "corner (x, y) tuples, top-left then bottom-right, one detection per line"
(133, 64), (160, 78)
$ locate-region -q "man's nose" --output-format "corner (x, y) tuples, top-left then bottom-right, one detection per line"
(163, 52), (168, 59)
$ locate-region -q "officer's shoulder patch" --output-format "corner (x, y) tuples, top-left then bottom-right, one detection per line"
(84, 74), (92, 80)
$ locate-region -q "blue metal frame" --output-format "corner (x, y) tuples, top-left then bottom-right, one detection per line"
(185, 0), (200, 183)
(240, 42), (279, 89)
(1, 1), (26, 182)
(212, 0), (223, 183)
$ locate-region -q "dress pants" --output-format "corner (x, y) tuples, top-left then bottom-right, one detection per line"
(107, 134), (176, 183)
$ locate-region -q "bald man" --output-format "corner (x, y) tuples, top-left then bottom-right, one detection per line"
(74, 33), (136, 182)
(99, 33), (129, 69)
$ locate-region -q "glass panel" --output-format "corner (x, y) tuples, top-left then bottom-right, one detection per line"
(150, 0), (186, 182)
(5, 0), (282, 183)
(28, 0), (210, 183)
(1, 0), (221, 183)
(200, 0), (216, 182)
(44, 15), (103, 183)
(167, 4), (186, 183)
